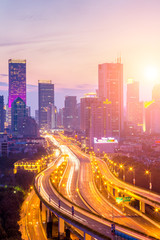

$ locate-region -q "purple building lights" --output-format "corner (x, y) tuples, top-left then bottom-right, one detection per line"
(8, 59), (26, 108)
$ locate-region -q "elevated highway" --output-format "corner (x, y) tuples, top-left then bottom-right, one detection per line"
(34, 135), (159, 239)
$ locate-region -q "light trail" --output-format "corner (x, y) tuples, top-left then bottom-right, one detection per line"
(35, 134), (155, 240)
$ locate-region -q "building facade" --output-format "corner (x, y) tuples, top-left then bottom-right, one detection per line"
(18, 116), (38, 137)
(11, 97), (26, 134)
(0, 133), (8, 157)
(127, 80), (139, 123)
(57, 108), (64, 128)
(126, 80), (143, 134)
(47, 104), (57, 129)
(35, 110), (39, 125)
(145, 102), (160, 134)
(152, 84), (160, 102)
(63, 96), (77, 130)
(98, 60), (123, 139)
(0, 96), (4, 132)
(38, 80), (54, 130)
(8, 59), (26, 108)
(80, 93), (112, 147)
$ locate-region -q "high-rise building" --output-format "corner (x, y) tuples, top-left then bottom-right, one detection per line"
(152, 84), (160, 102)
(63, 96), (77, 130)
(98, 60), (123, 138)
(8, 59), (26, 108)
(126, 80), (144, 134)
(47, 104), (57, 129)
(0, 96), (4, 132)
(26, 106), (31, 117)
(80, 93), (112, 147)
(145, 101), (160, 134)
(80, 93), (97, 133)
(127, 80), (139, 122)
(18, 116), (38, 137)
(57, 108), (64, 128)
(38, 80), (54, 130)
(11, 97), (26, 134)
(35, 110), (39, 125)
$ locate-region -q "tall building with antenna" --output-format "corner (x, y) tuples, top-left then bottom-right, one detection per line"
(98, 58), (123, 139)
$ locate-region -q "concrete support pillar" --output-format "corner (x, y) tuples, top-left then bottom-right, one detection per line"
(108, 185), (111, 194)
(41, 203), (47, 224)
(110, 186), (113, 195)
(46, 209), (50, 222)
(58, 217), (64, 238)
(84, 233), (91, 240)
(139, 201), (145, 213)
(46, 210), (53, 238)
(113, 188), (115, 196)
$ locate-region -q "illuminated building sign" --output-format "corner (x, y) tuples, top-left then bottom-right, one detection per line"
(103, 99), (112, 105)
(94, 137), (118, 144)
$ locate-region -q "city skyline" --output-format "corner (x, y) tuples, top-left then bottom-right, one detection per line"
(1, 1), (160, 114)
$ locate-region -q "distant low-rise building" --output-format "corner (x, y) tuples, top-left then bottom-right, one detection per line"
(119, 143), (142, 153)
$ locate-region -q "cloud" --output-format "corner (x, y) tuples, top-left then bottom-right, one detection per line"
(0, 32), (70, 48)
(27, 84), (38, 93)
(75, 84), (97, 89)
(27, 84), (37, 88)
(0, 74), (8, 77)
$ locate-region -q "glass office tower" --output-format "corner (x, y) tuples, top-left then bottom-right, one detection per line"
(38, 80), (54, 130)
(8, 59), (26, 108)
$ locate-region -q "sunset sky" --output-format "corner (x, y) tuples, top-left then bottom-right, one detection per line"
(1, 0), (160, 115)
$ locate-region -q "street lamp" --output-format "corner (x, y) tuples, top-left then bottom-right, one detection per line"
(129, 167), (135, 186)
(145, 170), (152, 191)
(119, 164), (125, 181)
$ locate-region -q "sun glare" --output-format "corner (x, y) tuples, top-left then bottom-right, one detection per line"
(144, 66), (158, 82)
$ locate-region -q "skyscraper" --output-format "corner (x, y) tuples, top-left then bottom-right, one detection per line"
(63, 96), (77, 130)
(38, 80), (54, 130)
(145, 102), (160, 134)
(35, 110), (39, 125)
(127, 80), (139, 123)
(98, 60), (123, 138)
(8, 59), (26, 108)
(152, 84), (160, 102)
(57, 108), (64, 128)
(127, 80), (143, 134)
(47, 104), (57, 129)
(11, 97), (26, 134)
(80, 93), (112, 147)
(0, 96), (4, 132)
(18, 116), (38, 137)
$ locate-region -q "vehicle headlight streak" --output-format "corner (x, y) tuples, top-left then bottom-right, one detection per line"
(66, 166), (74, 197)
(37, 174), (86, 224)
(38, 135), (152, 240)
